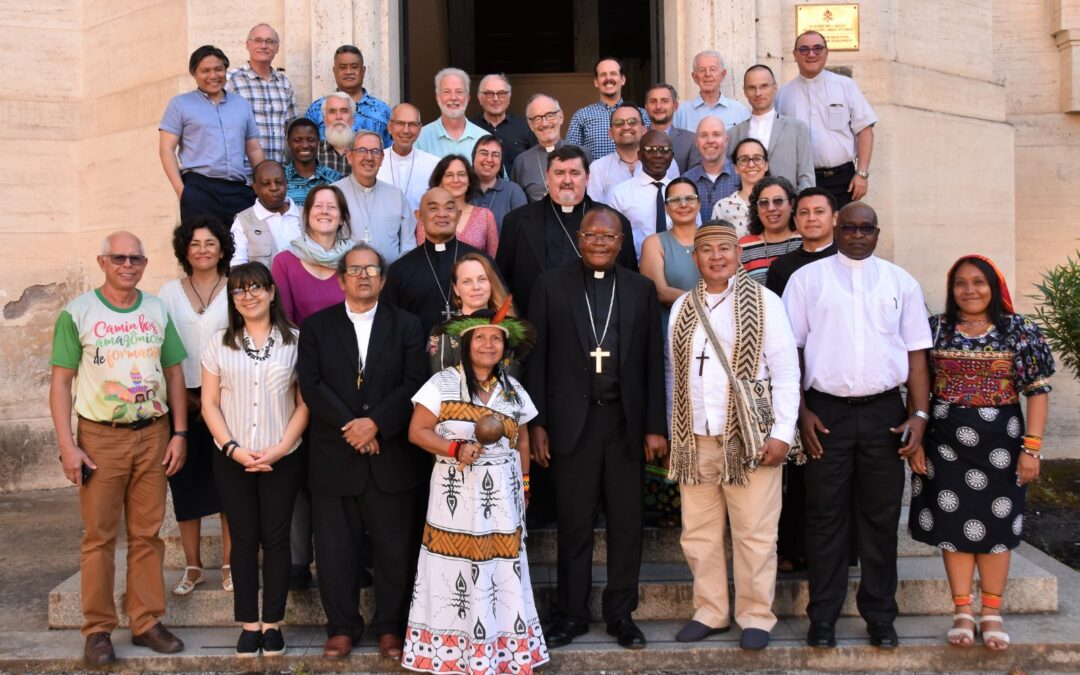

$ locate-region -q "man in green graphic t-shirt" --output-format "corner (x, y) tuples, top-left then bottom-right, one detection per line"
(49, 231), (189, 666)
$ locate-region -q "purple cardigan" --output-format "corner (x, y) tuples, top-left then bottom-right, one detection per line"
(271, 251), (345, 326)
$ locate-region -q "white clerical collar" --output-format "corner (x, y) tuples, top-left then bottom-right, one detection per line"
(799, 71), (826, 84)
(544, 145), (556, 152)
(751, 109), (777, 121)
(434, 242), (448, 251)
(804, 240), (833, 253)
(350, 177), (376, 192)
(560, 204), (574, 213)
(345, 301), (377, 321)
(838, 252), (873, 268)
(593, 269), (606, 279)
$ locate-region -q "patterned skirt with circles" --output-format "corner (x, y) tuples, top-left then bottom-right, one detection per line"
(908, 399), (1027, 554)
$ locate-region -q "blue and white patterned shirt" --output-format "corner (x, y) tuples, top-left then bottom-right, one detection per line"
(565, 99), (651, 160)
(306, 90), (392, 147)
(225, 64), (297, 170)
(284, 162), (343, 207)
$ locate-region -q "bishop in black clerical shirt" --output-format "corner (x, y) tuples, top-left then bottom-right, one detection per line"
(381, 187), (490, 335)
(525, 207), (667, 651)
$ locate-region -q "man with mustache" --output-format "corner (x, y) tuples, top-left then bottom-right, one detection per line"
(304, 45), (391, 147)
(416, 68), (487, 159)
(316, 92), (358, 177)
(566, 58), (650, 160)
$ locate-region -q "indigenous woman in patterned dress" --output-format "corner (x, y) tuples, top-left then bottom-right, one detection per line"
(403, 306), (549, 675)
(908, 255), (1053, 651)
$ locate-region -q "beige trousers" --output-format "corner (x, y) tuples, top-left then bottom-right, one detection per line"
(679, 434), (782, 631)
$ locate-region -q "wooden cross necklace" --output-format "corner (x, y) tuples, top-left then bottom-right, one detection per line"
(696, 286), (733, 376)
(583, 272), (617, 373)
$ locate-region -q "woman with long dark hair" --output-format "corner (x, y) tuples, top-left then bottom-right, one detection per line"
(416, 154), (499, 256)
(739, 175), (801, 285)
(908, 255), (1053, 651)
(201, 262), (308, 656)
(159, 216), (235, 596)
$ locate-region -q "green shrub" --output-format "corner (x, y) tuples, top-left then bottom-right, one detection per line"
(1033, 254), (1080, 381)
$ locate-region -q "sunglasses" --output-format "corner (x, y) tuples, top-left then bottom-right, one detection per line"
(104, 254), (147, 266)
(756, 196), (789, 210)
(838, 224), (879, 236)
(796, 44), (827, 56)
(665, 195), (700, 206)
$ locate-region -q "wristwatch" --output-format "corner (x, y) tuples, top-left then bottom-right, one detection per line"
(856, 169), (870, 179)
(172, 430), (189, 439)
(913, 410), (930, 422)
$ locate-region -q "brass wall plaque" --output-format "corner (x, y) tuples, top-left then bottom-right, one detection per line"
(796, 4), (860, 52)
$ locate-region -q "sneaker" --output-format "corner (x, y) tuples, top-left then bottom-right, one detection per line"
(262, 628), (286, 656)
(236, 629), (261, 657)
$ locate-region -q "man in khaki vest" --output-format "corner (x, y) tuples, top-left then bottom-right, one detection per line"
(230, 160), (302, 268)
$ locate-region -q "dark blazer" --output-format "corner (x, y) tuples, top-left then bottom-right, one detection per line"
(666, 126), (701, 173)
(496, 196), (639, 318)
(298, 301), (429, 496)
(525, 261), (666, 454)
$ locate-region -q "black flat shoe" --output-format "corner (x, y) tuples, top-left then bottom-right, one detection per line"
(807, 622), (836, 648)
(607, 619), (646, 650)
(675, 620), (730, 642)
(545, 619), (588, 648)
(867, 622), (898, 648)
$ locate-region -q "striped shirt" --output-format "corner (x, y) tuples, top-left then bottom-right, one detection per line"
(226, 64), (297, 170)
(738, 234), (803, 285)
(565, 99), (651, 160)
(316, 141), (352, 177)
(201, 326), (301, 454)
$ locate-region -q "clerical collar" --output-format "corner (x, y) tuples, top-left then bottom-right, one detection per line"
(804, 240), (834, 253)
(350, 177), (376, 192)
(593, 270), (606, 279)
(429, 238), (456, 252)
(838, 252), (873, 268)
(346, 301), (378, 321)
(560, 204), (574, 213)
(544, 145), (555, 152)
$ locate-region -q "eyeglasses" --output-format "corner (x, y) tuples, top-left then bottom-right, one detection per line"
(479, 90), (510, 99)
(104, 254), (147, 266)
(230, 283), (268, 299)
(796, 44), (827, 56)
(665, 195), (700, 206)
(349, 147), (384, 157)
(345, 264), (382, 278)
(389, 120), (421, 129)
(527, 110), (561, 125)
(736, 155), (767, 166)
(610, 118), (641, 128)
(249, 37), (279, 46)
(838, 224), (878, 236)
(475, 149), (503, 161)
(756, 196), (789, 210)
(641, 145), (673, 155)
(579, 232), (621, 243)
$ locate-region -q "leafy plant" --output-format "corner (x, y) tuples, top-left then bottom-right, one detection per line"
(1033, 254), (1080, 381)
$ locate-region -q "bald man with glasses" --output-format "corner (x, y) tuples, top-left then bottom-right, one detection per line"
(470, 73), (536, 171)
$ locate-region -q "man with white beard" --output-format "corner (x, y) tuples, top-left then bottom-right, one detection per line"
(317, 91), (358, 177)
(415, 68), (487, 159)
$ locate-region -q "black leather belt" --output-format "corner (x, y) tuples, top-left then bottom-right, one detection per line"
(590, 397), (621, 407)
(79, 415), (162, 430)
(809, 387), (899, 405)
(815, 163), (854, 177)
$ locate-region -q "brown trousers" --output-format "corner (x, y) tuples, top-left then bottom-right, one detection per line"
(77, 417), (169, 636)
(679, 434), (782, 631)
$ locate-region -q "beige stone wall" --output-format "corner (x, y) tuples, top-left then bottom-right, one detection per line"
(1, 0), (1078, 491)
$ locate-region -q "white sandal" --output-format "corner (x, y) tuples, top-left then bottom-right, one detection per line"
(947, 612), (976, 646)
(172, 566), (204, 596)
(222, 564), (233, 592)
(978, 614), (1010, 650)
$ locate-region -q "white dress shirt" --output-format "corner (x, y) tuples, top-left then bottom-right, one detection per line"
(775, 69), (877, 169)
(747, 109), (777, 151)
(608, 171), (699, 258)
(345, 301), (377, 374)
(587, 153), (679, 204)
(667, 280), (801, 443)
(782, 253), (932, 397)
(332, 176), (417, 265)
(376, 146), (440, 213)
(229, 198), (303, 266)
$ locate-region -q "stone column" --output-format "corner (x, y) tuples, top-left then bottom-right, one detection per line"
(308, 0), (402, 106)
(663, 0), (757, 104)
(1052, 0), (1080, 112)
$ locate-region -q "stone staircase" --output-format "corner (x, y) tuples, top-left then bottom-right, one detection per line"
(48, 512), (1059, 629)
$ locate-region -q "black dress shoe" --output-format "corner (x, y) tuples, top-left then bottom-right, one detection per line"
(545, 619), (588, 648)
(675, 620), (730, 642)
(607, 619), (646, 650)
(807, 622), (836, 648)
(867, 622), (898, 648)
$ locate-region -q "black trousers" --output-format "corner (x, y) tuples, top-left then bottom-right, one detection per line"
(312, 484), (420, 638)
(814, 163), (856, 210)
(180, 172), (255, 227)
(213, 447), (303, 624)
(552, 402), (643, 624)
(777, 463), (807, 561)
(803, 388), (907, 626)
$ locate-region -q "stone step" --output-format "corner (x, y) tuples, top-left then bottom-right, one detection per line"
(13, 614), (1080, 673)
(48, 549), (1053, 629)
(162, 515), (936, 569)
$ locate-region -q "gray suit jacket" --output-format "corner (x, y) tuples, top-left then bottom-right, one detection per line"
(665, 126), (701, 173)
(728, 114), (815, 191)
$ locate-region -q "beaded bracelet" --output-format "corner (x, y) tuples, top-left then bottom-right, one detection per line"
(522, 474), (531, 492)
(1022, 436), (1043, 451)
(1021, 448), (1041, 459)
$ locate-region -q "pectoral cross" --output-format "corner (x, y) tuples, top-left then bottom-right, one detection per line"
(696, 347), (710, 376)
(442, 303), (454, 321)
(590, 347), (610, 373)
